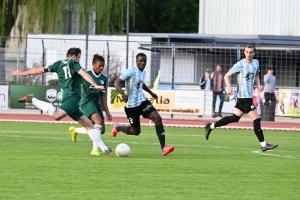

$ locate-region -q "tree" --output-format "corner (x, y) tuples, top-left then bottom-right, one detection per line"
(132, 0), (199, 33)
(0, 0), (135, 36)
(1, 0), (199, 37)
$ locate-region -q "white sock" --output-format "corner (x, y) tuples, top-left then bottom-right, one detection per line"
(260, 141), (267, 147)
(210, 123), (215, 129)
(32, 98), (56, 116)
(92, 142), (99, 151)
(76, 127), (88, 134)
(87, 129), (108, 152)
(92, 125), (102, 151)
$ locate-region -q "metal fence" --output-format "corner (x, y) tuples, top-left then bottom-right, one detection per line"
(1, 36), (300, 119)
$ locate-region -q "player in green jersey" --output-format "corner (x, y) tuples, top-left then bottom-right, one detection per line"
(68, 53), (113, 156)
(11, 48), (112, 155)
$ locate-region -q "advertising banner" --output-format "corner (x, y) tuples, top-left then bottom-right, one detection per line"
(10, 85), (61, 109)
(107, 88), (205, 115)
(254, 88), (300, 117)
(0, 85), (9, 110)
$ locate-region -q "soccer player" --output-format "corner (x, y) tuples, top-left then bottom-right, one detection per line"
(11, 48), (112, 155)
(69, 53), (113, 156)
(111, 53), (175, 156)
(204, 44), (278, 152)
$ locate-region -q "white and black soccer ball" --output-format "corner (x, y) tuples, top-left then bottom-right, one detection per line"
(115, 143), (130, 157)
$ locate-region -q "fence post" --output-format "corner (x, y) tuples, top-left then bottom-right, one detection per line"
(41, 39), (45, 85)
(171, 43), (175, 119)
(16, 47), (20, 84)
(106, 41), (110, 87)
(171, 43), (175, 89)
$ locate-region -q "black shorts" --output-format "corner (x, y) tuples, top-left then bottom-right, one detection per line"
(235, 98), (256, 114)
(124, 100), (157, 127)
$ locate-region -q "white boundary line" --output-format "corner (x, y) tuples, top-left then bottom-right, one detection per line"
(0, 132), (298, 160)
(0, 119), (299, 131)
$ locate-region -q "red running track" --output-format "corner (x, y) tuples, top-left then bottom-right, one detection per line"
(0, 114), (299, 130)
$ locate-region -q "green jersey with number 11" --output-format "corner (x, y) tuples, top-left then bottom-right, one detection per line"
(47, 58), (84, 97)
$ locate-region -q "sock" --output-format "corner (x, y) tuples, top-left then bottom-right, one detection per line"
(214, 114), (240, 128)
(210, 123), (215, 129)
(260, 141), (267, 147)
(76, 127), (88, 134)
(253, 118), (265, 142)
(87, 129), (108, 152)
(92, 125), (102, 151)
(32, 98), (56, 116)
(155, 125), (166, 149)
(118, 126), (132, 135)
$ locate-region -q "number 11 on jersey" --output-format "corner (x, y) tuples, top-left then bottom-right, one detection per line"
(63, 65), (72, 79)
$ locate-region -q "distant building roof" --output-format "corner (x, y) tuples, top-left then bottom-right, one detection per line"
(130, 33), (300, 46)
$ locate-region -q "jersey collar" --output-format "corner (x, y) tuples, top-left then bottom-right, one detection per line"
(91, 69), (102, 78)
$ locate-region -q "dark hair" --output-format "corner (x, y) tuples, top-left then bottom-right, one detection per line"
(244, 44), (256, 52)
(66, 47), (81, 57)
(136, 53), (147, 59)
(91, 53), (105, 63)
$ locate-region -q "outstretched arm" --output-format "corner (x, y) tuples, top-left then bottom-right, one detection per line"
(79, 70), (104, 90)
(11, 67), (45, 76)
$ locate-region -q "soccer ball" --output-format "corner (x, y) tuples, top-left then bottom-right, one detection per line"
(115, 143), (130, 157)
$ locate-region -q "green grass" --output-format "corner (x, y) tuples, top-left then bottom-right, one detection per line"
(0, 121), (300, 200)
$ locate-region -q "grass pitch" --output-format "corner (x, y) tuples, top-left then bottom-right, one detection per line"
(0, 121), (299, 200)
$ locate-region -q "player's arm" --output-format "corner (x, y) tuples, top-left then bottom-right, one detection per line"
(78, 70), (104, 90)
(100, 92), (112, 120)
(255, 73), (263, 91)
(11, 67), (45, 76)
(143, 83), (158, 99)
(224, 70), (234, 94)
(114, 78), (128, 102)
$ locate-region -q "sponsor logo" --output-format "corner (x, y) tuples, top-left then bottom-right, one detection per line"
(45, 89), (57, 102)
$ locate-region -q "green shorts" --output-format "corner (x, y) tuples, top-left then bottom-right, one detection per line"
(60, 95), (84, 121)
(80, 101), (104, 119)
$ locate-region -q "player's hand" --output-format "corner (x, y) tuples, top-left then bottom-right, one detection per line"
(151, 93), (158, 99)
(227, 87), (234, 95)
(11, 71), (25, 76)
(95, 85), (105, 90)
(122, 94), (128, 103)
(258, 85), (264, 91)
(106, 113), (112, 121)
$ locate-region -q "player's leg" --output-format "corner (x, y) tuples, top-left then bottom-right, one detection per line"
(69, 102), (102, 141)
(218, 91), (224, 117)
(143, 100), (174, 156)
(247, 110), (278, 152)
(89, 112), (105, 155)
(18, 94), (57, 117)
(77, 115), (111, 155)
(205, 108), (243, 140)
(111, 106), (140, 137)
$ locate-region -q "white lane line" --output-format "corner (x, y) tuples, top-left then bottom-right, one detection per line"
(0, 132), (298, 159)
(251, 150), (297, 159)
(1, 119), (300, 131)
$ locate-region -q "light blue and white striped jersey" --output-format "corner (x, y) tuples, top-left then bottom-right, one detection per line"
(230, 58), (260, 98)
(120, 66), (147, 108)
